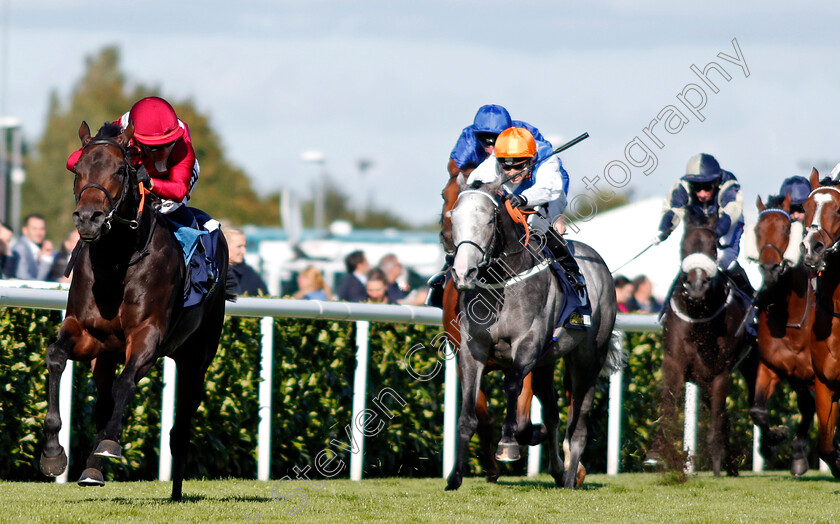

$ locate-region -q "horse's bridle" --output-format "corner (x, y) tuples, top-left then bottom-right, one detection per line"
(805, 187), (840, 261)
(75, 138), (142, 233)
(453, 190), (501, 269)
(750, 208), (794, 275)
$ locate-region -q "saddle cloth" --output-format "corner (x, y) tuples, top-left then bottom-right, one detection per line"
(166, 207), (222, 309)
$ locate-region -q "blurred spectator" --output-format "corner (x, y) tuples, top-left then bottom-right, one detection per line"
(47, 229), (81, 282)
(378, 253), (408, 303)
(631, 275), (663, 313)
(338, 250), (370, 302)
(0, 221), (16, 278)
(365, 268), (390, 304)
(11, 214), (54, 280)
(224, 228), (268, 296)
(293, 265), (332, 301)
(614, 275), (636, 313)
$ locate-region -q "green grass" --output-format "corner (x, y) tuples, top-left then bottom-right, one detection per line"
(1, 472), (839, 523)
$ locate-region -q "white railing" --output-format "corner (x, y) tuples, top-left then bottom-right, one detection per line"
(1, 284), (742, 481)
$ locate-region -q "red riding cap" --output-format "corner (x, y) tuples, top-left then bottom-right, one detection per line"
(129, 97), (185, 145)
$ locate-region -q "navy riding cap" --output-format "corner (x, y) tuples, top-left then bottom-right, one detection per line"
(779, 176), (812, 205)
(683, 153), (722, 183)
(472, 104), (512, 135)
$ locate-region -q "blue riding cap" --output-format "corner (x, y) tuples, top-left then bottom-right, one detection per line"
(779, 175), (811, 205)
(683, 153), (722, 183)
(472, 105), (512, 135)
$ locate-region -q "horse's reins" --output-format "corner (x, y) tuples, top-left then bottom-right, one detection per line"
(67, 138), (156, 276)
(669, 285), (735, 324)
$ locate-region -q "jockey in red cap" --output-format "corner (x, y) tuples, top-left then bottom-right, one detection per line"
(66, 96), (199, 216)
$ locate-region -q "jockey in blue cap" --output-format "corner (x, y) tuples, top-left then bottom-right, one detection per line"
(655, 153), (753, 297)
(778, 175), (811, 223)
(447, 104), (563, 190)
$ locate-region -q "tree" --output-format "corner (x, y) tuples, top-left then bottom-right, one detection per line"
(23, 46), (280, 241)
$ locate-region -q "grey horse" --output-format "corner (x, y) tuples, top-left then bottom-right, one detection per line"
(445, 175), (623, 490)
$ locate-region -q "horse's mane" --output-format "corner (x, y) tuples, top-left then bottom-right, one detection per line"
(766, 194), (786, 208)
(95, 122), (122, 139)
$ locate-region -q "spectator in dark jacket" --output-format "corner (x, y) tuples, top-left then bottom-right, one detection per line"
(224, 228), (268, 296)
(47, 229), (80, 282)
(0, 221), (16, 278)
(338, 250), (370, 302)
(378, 253), (408, 304)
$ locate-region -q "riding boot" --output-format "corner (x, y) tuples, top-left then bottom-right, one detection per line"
(544, 231), (586, 292)
(725, 262), (757, 336)
(724, 263), (755, 299)
(425, 254), (453, 308)
(543, 231), (591, 329)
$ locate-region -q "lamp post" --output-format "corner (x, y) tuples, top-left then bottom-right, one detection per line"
(355, 158), (374, 223)
(0, 116), (22, 230)
(300, 150), (326, 231)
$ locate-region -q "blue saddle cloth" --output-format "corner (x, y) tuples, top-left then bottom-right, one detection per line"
(546, 241), (592, 336)
(166, 207), (222, 309)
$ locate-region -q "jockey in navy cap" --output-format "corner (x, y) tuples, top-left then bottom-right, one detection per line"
(778, 175), (811, 223)
(655, 153), (753, 297)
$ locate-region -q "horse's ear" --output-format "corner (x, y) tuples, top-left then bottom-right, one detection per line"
(455, 173), (467, 192)
(781, 192), (792, 212)
(756, 196), (766, 212)
(79, 121), (91, 145)
(117, 122), (134, 147)
(486, 174), (503, 194)
(811, 167), (821, 189)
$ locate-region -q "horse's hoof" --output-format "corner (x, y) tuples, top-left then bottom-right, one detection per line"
(495, 442), (521, 462)
(40, 449), (68, 477)
(445, 472), (462, 491)
(93, 439), (122, 460)
(484, 471), (500, 483)
(77, 468), (105, 487)
(529, 424), (548, 446)
(574, 464), (586, 487)
(642, 455), (663, 471)
(791, 458), (809, 477)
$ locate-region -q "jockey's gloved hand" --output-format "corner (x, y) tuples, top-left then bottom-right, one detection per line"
(508, 194), (527, 209)
(135, 165), (152, 190)
(652, 231), (666, 245)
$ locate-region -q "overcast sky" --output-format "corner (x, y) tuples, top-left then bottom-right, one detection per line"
(4, 1), (840, 227)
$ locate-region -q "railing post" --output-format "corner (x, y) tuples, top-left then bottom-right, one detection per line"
(257, 316), (275, 480)
(752, 425), (764, 472)
(607, 367), (624, 475)
(158, 357), (177, 481)
(683, 381), (699, 474)
(56, 361), (73, 484)
(442, 340), (458, 480)
(350, 320), (370, 481)
(527, 397), (542, 476)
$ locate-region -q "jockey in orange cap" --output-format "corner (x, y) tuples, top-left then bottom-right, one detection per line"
(467, 126), (586, 295)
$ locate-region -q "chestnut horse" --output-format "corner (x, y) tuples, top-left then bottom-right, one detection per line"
(800, 168), (840, 476)
(747, 193), (814, 475)
(39, 122), (231, 500)
(441, 172), (545, 483)
(648, 208), (750, 476)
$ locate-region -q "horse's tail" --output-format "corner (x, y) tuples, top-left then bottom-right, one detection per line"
(600, 328), (629, 378)
(225, 267), (238, 302)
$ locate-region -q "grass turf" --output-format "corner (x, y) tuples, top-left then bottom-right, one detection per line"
(1, 471), (839, 523)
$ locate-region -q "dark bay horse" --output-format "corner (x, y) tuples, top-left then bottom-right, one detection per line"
(746, 193), (814, 475)
(39, 122), (231, 501)
(800, 168), (840, 477)
(445, 175), (621, 490)
(441, 173), (542, 483)
(649, 209), (749, 476)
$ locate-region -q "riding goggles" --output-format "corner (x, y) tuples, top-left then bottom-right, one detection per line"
(474, 132), (499, 147)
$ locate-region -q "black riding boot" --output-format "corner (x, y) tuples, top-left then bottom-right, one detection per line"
(544, 230), (586, 292)
(425, 254), (453, 308)
(724, 263), (754, 299)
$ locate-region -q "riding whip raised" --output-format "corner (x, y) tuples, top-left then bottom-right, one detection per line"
(610, 242), (656, 275)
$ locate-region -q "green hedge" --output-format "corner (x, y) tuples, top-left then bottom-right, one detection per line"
(0, 308), (817, 482)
